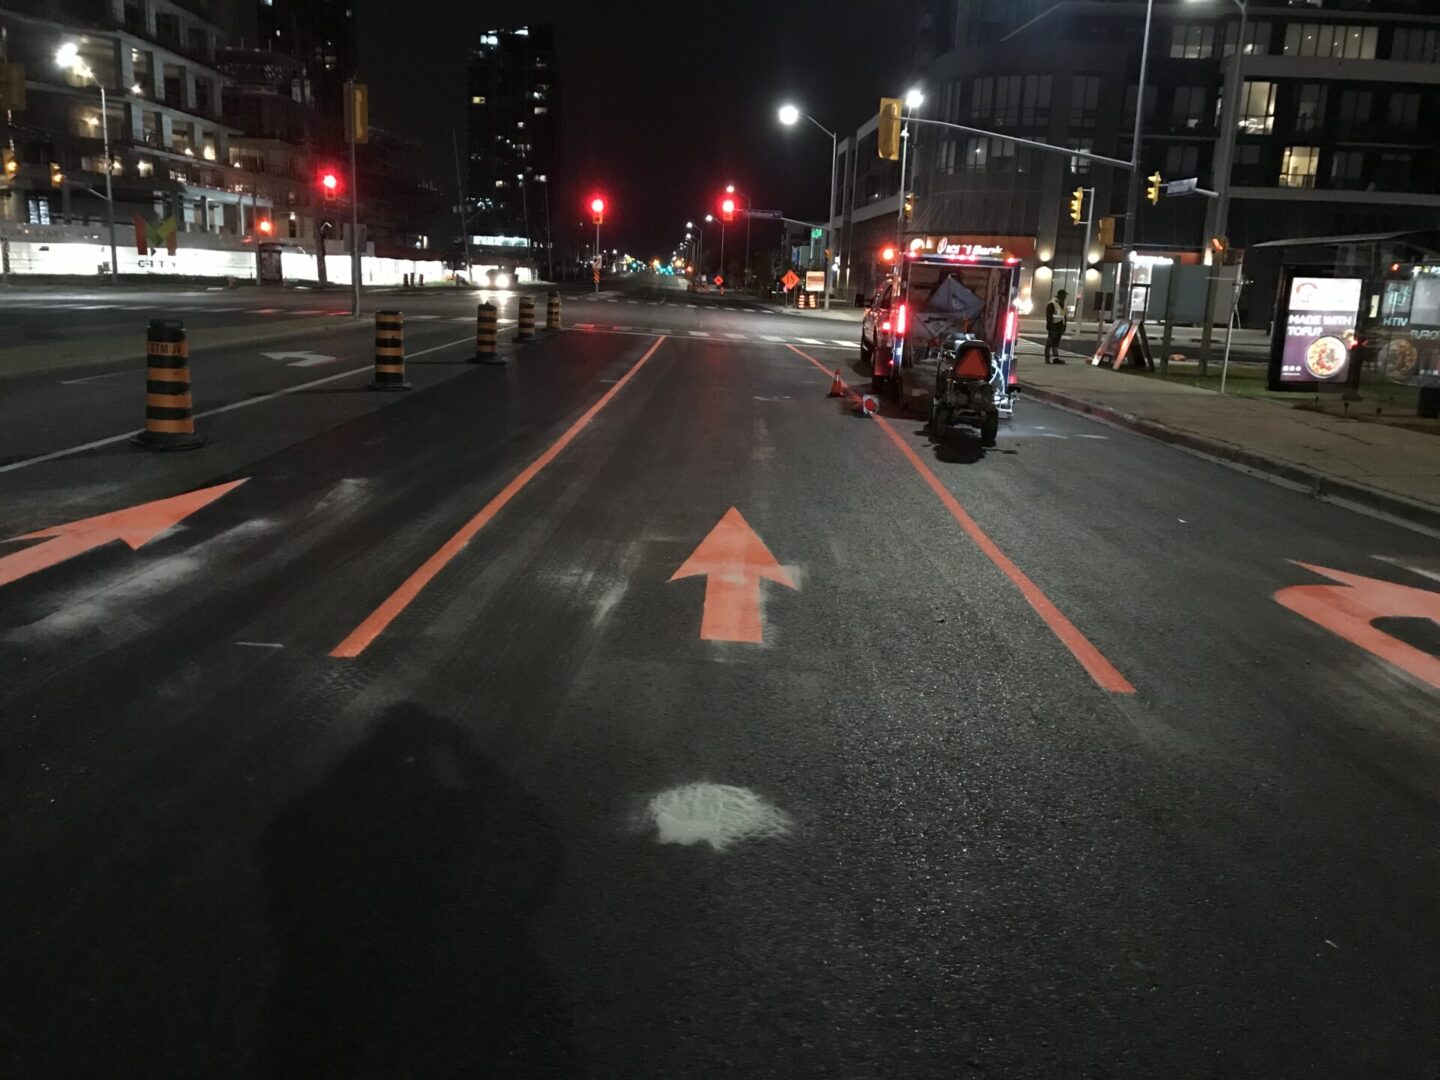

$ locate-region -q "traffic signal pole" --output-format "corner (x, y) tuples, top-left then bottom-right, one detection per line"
(595, 221), (600, 295)
(1077, 187), (1095, 336)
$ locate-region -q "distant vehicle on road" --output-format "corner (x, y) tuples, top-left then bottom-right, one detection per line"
(861, 242), (1024, 443)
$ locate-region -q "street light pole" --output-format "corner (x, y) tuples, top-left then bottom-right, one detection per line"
(778, 105), (840, 311)
(1115, 0), (1155, 324)
(895, 88), (924, 252)
(1198, 0), (1249, 369)
(97, 82), (117, 285)
(56, 46), (119, 284)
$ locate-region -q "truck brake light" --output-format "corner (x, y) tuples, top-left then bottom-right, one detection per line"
(896, 303), (908, 337)
(1004, 309), (1017, 344)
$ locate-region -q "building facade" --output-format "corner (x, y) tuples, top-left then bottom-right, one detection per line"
(252, 0), (353, 131)
(1, 0), (269, 239)
(832, 0), (1440, 324)
(466, 24), (558, 258)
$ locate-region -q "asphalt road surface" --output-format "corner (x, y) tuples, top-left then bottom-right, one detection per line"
(2, 276), (1438, 1078)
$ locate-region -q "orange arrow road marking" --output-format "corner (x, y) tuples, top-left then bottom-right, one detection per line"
(0, 479), (248, 588)
(670, 508), (797, 644)
(1275, 562), (1440, 691)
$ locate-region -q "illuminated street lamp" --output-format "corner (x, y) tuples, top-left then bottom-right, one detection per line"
(777, 102), (839, 309)
(895, 87), (924, 248)
(56, 42), (118, 284)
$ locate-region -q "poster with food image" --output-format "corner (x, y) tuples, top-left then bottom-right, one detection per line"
(1277, 277), (1363, 384)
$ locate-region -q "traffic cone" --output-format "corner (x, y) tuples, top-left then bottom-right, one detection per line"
(827, 368), (846, 397)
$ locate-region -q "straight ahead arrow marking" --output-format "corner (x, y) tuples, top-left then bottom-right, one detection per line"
(669, 508), (797, 644)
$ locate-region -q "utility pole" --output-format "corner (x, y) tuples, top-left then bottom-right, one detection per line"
(1076, 186), (1095, 337)
(451, 128), (471, 283)
(1114, 0), (1156, 325)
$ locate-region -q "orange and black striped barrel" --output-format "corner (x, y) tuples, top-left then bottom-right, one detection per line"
(370, 309), (410, 390)
(517, 296), (536, 341)
(133, 319), (204, 450)
(474, 302), (502, 364)
(546, 292), (562, 331)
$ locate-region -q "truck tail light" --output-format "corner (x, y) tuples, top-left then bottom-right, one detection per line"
(1004, 309), (1017, 344)
(896, 303), (908, 337)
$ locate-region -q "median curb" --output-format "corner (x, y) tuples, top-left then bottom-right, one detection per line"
(1022, 382), (1440, 532)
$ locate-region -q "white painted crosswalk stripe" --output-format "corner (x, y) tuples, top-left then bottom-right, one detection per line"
(725, 332), (746, 340)
(830, 339), (854, 347)
(799, 337), (825, 345)
(689, 330), (709, 337)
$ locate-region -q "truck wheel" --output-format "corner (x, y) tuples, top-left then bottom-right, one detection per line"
(928, 399), (942, 436)
(980, 411), (999, 447)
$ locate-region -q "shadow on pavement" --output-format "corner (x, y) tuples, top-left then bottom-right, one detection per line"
(261, 702), (578, 1077)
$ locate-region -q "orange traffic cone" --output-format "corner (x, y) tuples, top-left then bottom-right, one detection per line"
(827, 368), (846, 397)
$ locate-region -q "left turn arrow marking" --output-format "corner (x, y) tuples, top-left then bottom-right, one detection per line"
(0, 479), (248, 588)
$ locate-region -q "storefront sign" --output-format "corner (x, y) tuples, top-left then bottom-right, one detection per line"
(1275, 276), (1362, 385)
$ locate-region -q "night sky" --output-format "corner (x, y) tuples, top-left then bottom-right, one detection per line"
(358, 1), (924, 257)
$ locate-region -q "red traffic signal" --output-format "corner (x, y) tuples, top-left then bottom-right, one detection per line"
(879, 245), (897, 264)
(318, 169), (341, 201)
(720, 196), (736, 223)
(257, 218), (273, 235)
(589, 195), (606, 225)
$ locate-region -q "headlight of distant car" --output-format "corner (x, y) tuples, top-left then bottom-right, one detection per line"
(494, 273), (511, 290)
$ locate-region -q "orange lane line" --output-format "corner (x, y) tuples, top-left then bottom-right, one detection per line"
(331, 336), (669, 658)
(787, 345), (1136, 695)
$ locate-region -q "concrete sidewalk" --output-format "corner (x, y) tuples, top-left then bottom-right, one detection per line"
(1020, 356), (1440, 530)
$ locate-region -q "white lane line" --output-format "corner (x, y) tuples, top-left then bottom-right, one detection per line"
(71, 304), (120, 311)
(1074, 433), (1109, 440)
(248, 308), (281, 314)
(686, 303), (698, 309)
(762, 335), (785, 343)
(59, 369), (133, 386)
(724, 332), (746, 340)
(0, 335), (474, 474)
(409, 314), (441, 320)
(689, 330), (710, 337)
(235, 641), (285, 649)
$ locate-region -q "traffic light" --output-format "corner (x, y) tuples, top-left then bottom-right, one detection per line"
(902, 192), (914, 221)
(1209, 235), (1229, 264)
(2, 148), (16, 184)
(877, 97), (901, 161)
(344, 82), (369, 145)
(1146, 171), (1163, 205)
(319, 169), (341, 201)
(1069, 187), (1085, 225)
(879, 245), (897, 264)
(257, 218), (273, 236)
(1097, 216), (1116, 247)
(589, 195), (605, 225)
(49, 161), (63, 188)
(720, 196), (736, 223)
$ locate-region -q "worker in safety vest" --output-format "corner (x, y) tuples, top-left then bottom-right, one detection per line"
(1045, 290), (1068, 364)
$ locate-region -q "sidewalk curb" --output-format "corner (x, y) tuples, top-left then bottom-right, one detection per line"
(1022, 383), (1440, 532)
